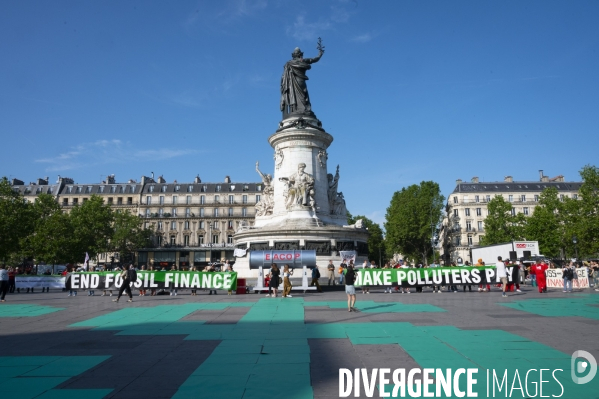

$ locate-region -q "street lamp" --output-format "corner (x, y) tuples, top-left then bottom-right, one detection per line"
(572, 235), (579, 261)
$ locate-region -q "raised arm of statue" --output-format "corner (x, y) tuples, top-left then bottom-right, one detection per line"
(256, 162), (267, 182)
(305, 50), (324, 64)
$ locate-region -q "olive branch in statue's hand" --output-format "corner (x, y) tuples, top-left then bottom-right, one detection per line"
(317, 37), (325, 53)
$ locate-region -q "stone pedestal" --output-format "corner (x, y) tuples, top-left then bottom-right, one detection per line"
(234, 115), (369, 279)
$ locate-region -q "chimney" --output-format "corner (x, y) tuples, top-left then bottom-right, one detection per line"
(107, 174), (116, 184)
(471, 177), (479, 183)
(549, 175), (565, 182)
(539, 170), (544, 181)
(194, 175), (202, 184)
(37, 177), (48, 185)
(157, 175), (166, 184)
(224, 176), (231, 183)
(456, 179), (462, 186)
(10, 178), (24, 186)
(504, 176), (513, 183)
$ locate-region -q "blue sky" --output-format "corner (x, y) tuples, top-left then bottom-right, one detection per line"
(1, 0), (598, 226)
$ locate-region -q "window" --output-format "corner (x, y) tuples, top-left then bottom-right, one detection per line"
(82, 198), (88, 203)
(146, 196), (151, 205)
(149, 185), (154, 192)
(242, 208), (247, 217)
(145, 209), (150, 217)
(214, 195), (220, 203)
(99, 186), (105, 193)
(130, 185), (136, 193)
(157, 221), (163, 230)
(118, 186), (124, 193)
(511, 208), (516, 216)
(476, 208), (482, 216)
(243, 195), (248, 204)
(159, 208), (164, 216)
(228, 208), (233, 216)
(110, 186), (116, 193)
(216, 185), (221, 192)
(479, 235), (484, 243)
(453, 209), (458, 217)
(573, 194), (578, 199)
(175, 185), (180, 192)
(76, 186), (82, 193)
(453, 196), (458, 204)
(456, 236), (461, 246)
(159, 196), (164, 205)
(255, 195), (260, 203)
(229, 195), (234, 204)
(464, 208), (470, 216)
(463, 195), (469, 203)
(212, 234), (219, 244)
(521, 195), (526, 202)
(486, 195), (491, 202)
(170, 236), (176, 245)
(199, 221), (205, 229)
(560, 194), (566, 201)
(466, 221), (472, 231)
(186, 195), (191, 205)
(107, 198), (113, 204)
(184, 236), (190, 246)
(534, 195), (539, 202)
(172, 208), (177, 216)
(200, 208), (205, 217)
(156, 236), (162, 246)
(475, 195), (479, 203)
(184, 221), (190, 229)
(467, 236), (473, 245)
(508, 195), (513, 202)
(202, 185), (207, 192)
(523, 207), (529, 215)
(478, 221), (483, 231)
(228, 220), (233, 229)
(117, 197), (123, 205)
(127, 197), (133, 205)
(161, 186), (167, 192)
(67, 186), (73, 193)
(200, 195), (205, 204)
(198, 235), (204, 245)
(214, 208), (219, 217)
(172, 196), (178, 204)
(86, 186), (92, 193)
(171, 221), (176, 230)
(185, 208), (190, 217)
(62, 198), (68, 205)
(187, 185), (193, 192)
(227, 235), (233, 244)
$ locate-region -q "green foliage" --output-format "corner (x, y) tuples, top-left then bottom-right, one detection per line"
(480, 195), (526, 246)
(384, 181), (444, 264)
(347, 214), (385, 264)
(69, 195), (115, 260)
(111, 211), (153, 260)
(0, 177), (33, 262)
(577, 165), (599, 256)
(525, 188), (563, 257)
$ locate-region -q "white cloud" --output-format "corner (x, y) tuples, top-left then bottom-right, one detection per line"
(35, 140), (196, 172)
(287, 15), (332, 42)
(351, 33), (373, 43)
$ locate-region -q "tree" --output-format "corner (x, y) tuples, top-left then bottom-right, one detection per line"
(111, 211), (153, 263)
(577, 165), (599, 256)
(525, 188), (563, 257)
(347, 213), (385, 264)
(480, 195), (526, 246)
(69, 195), (114, 261)
(385, 181), (444, 264)
(0, 177), (33, 263)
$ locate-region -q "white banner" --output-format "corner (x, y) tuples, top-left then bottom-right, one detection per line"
(233, 248), (247, 257)
(340, 251), (356, 264)
(545, 268), (589, 289)
(15, 276), (66, 289)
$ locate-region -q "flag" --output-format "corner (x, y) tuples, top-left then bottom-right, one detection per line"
(233, 248), (247, 258)
(84, 252), (90, 270)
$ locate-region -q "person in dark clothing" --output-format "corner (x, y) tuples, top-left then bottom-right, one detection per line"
(310, 266), (323, 292)
(345, 265), (356, 312)
(113, 264), (136, 303)
(0, 265), (9, 302)
(268, 264), (280, 297)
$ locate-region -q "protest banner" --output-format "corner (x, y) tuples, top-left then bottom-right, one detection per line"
(66, 271), (237, 290)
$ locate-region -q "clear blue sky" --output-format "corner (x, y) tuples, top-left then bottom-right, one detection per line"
(2, 1), (598, 226)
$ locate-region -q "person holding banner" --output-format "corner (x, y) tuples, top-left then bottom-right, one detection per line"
(345, 264), (357, 312)
(361, 260), (370, 294)
(0, 265), (9, 302)
(476, 259), (490, 292)
(562, 263), (574, 293)
(496, 256), (508, 298)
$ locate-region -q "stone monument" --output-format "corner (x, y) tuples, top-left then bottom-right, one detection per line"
(234, 39), (369, 277)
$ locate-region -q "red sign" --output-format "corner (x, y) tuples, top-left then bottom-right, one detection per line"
(265, 252), (301, 261)
(516, 244), (526, 248)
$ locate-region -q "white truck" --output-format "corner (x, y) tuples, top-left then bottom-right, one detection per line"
(471, 241), (540, 265)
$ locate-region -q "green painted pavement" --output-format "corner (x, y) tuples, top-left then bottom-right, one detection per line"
(304, 300), (444, 313)
(0, 356), (112, 399)
(499, 294), (599, 319)
(0, 304), (64, 317)
(70, 298), (595, 398)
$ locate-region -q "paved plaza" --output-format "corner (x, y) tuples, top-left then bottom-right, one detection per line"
(1, 284), (598, 398)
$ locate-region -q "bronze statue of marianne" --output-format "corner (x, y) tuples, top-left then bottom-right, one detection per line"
(280, 38), (325, 119)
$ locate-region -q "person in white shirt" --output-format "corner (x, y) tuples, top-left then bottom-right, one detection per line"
(496, 256), (508, 298)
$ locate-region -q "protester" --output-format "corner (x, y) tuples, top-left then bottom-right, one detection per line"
(310, 266), (322, 293)
(8, 267), (16, 293)
(327, 260), (336, 286)
(0, 265), (9, 302)
(345, 263), (357, 312)
(207, 264), (217, 295)
(462, 261), (472, 292)
(338, 260), (347, 285)
(113, 264), (135, 303)
(282, 264), (294, 298)
(269, 264), (281, 297)
(562, 262), (574, 293)
(190, 266), (198, 296)
(531, 260), (548, 293)
(361, 260), (370, 294)
(475, 259), (491, 292)
(496, 256), (508, 298)
(383, 263), (394, 293)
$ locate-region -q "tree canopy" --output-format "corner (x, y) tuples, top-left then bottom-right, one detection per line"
(347, 213), (385, 264)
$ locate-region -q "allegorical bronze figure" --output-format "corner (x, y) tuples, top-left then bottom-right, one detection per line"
(280, 38), (325, 119)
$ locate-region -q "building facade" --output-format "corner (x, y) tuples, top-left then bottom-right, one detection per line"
(10, 174), (261, 269)
(439, 171), (582, 264)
